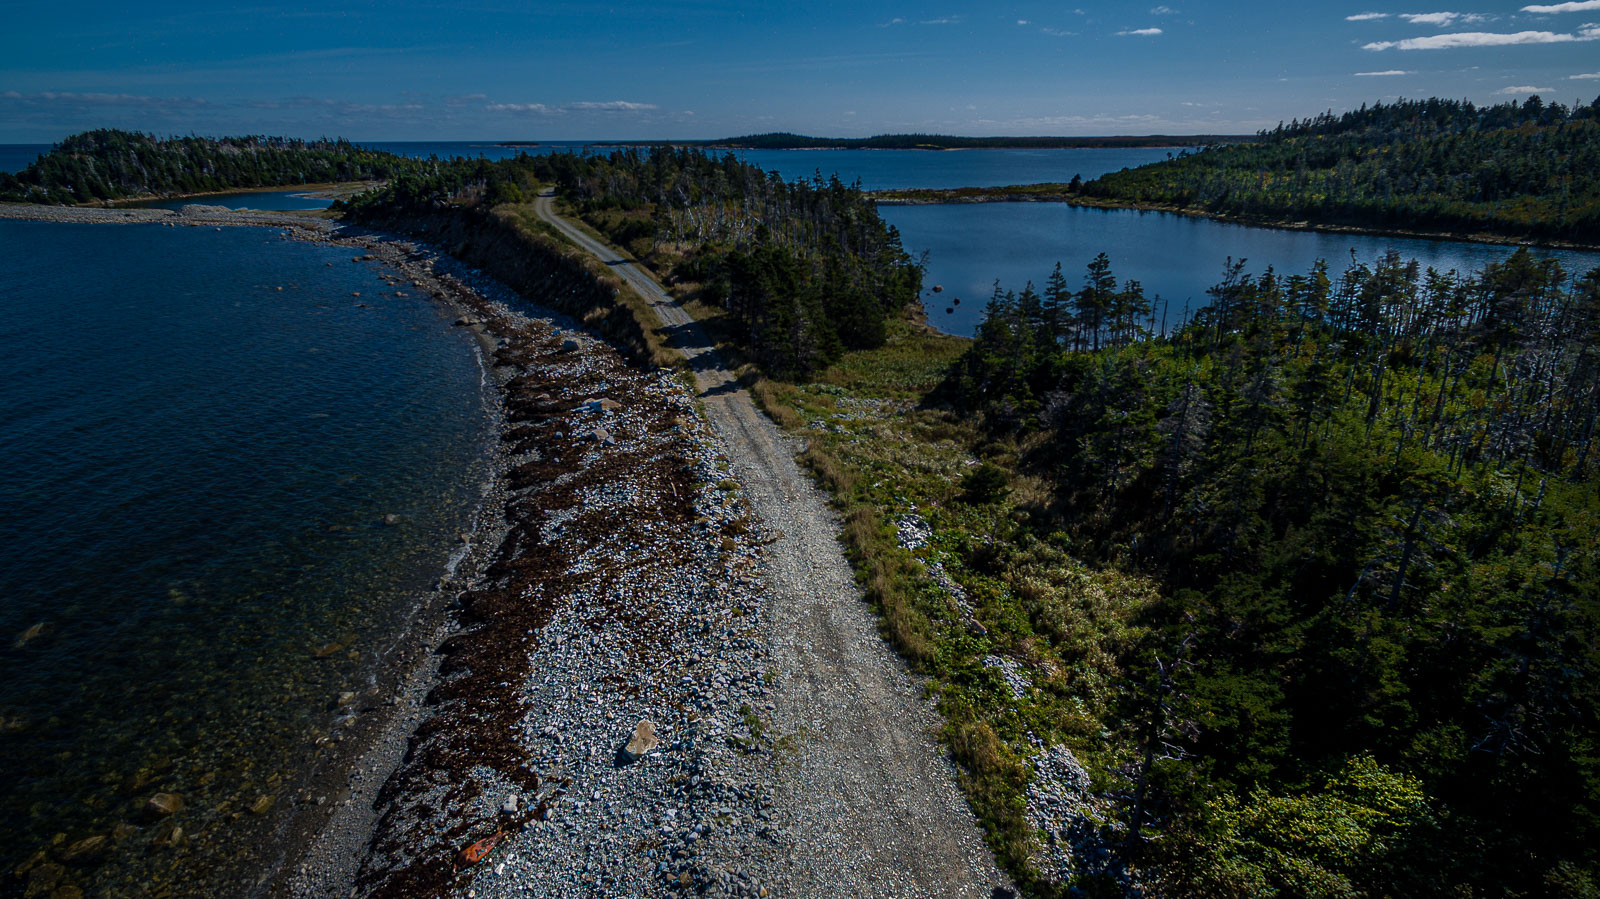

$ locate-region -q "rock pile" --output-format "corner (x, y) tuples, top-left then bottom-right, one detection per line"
(1024, 743), (1126, 890)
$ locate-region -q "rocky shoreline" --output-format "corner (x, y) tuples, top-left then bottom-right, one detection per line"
(2, 202), (793, 897)
(6, 201), (1014, 899)
(289, 234), (785, 899)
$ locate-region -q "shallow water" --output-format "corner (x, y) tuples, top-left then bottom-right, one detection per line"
(133, 188), (334, 211)
(883, 202), (1600, 336)
(0, 220), (495, 896)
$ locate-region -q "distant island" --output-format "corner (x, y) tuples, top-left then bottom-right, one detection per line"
(0, 129), (427, 204)
(871, 96), (1600, 247)
(705, 132), (1249, 150)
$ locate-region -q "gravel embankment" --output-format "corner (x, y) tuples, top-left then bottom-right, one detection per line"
(0, 201), (332, 230)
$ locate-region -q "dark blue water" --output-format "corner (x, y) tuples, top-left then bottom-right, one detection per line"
(0, 143), (50, 174)
(134, 188), (334, 211)
(727, 146), (1181, 191)
(0, 220), (494, 896)
(884, 203), (1600, 336)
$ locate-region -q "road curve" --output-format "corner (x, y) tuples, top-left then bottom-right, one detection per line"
(533, 190), (1013, 897)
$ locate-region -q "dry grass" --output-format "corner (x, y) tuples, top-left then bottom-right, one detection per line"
(799, 443), (856, 497)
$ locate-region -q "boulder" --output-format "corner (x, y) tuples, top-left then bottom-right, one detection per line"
(618, 720), (659, 764)
(60, 835), (109, 864)
(141, 793), (183, 821)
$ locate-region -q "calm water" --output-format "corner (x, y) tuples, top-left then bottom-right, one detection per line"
(0, 143), (50, 174)
(0, 220), (494, 896)
(884, 203), (1600, 336)
(134, 188), (334, 211)
(728, 146), (1181, 191)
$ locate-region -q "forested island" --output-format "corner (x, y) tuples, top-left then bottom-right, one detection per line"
(0, 129), (429, 204)
(877, 96), (1600, 246)
(708, 132), (1243, 150)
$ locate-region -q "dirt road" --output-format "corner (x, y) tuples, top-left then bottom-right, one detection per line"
(534, 191), (1011, 897)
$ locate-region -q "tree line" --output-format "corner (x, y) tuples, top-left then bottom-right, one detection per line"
(946, 247), (1600, 895)
(1077, 96), (1600, 243)
(341, 146), (925, 378)
(0, 129), (432, 204)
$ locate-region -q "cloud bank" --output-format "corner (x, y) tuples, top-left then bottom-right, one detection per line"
(1364, 25), (1600, 48)
(485, 100), (659, 114)
(1521, 0), (1600, 11)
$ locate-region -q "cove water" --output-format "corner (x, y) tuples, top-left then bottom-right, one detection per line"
(884, 203), (1600, 336)
(0, 220), (495, 896)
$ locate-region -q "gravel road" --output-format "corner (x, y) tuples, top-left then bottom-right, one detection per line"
(534, 190), (1013, 898)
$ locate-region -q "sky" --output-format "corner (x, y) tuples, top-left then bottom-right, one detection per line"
(4, 1), (1600, 142)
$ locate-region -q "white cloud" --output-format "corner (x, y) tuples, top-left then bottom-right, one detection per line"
(1117, 27), (1164, 35)
(1, 90), (210, 108)
(876, 16), (905, 26)
(485, 100), (658, 114)
(1400, 11), (1489, 25)
(1042, 26), (1077, 36)
(1495, 84), (1554, 92)
(1571, 71), (1600, 77)
(565, 100), (658, 111)
(919, 16), (963, 24)
(1151, 5), (1179, 13)
(1364, 24), (1600, 47)
(1522, 0), (1600, 11)
(486, 103), (551, 113)
(1355, 69), (1414, 74)
(1017, 18), (1029, 24)
(1347, 11), (1391, 19)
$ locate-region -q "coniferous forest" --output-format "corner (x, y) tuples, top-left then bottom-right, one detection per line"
(0, 129), (428, 204)
(345, 146), (924, 378)
(1081, 96), (1600, 243)
(948, 248), (1600, 894)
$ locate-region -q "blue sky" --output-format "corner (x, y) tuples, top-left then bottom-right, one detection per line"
(4, 1), (1599, 141)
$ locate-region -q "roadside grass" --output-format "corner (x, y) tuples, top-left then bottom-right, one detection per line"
(750, 318), (1160, 894)
(495, 201), (681, 370)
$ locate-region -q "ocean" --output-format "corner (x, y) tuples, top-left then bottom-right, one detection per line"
(0, 219), (495, 896)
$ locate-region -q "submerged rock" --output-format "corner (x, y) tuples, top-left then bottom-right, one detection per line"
(13, 622), (47, 650)
(142, 793), (184, 820)
(60, 835), (109, 864)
